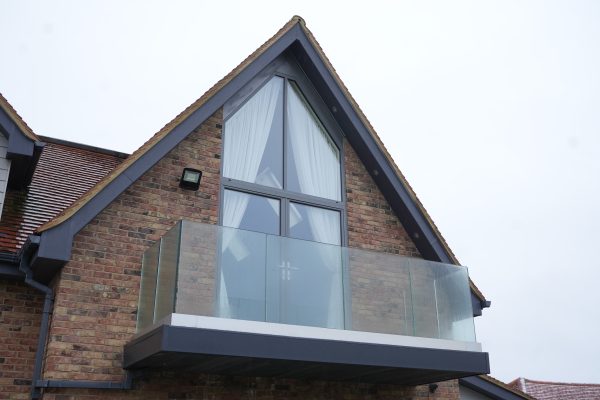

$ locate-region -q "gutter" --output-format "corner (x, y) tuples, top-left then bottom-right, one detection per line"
(17, 235), (133, 399)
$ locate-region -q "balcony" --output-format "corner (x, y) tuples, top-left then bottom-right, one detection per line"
(124, 221), (489, 385)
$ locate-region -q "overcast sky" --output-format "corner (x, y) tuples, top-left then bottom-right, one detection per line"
(2, 0), (599, 385)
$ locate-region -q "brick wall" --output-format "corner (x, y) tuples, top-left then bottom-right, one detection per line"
(0, 280), (44, 400)
(44, 110), (222, 382)
(344, 142), (427, 336)
(41, 372), (460, 400)
(36, 109), (459, 399)
(344, 140), (420, 257)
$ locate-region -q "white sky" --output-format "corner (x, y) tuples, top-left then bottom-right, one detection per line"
(2, 0), (599, 384)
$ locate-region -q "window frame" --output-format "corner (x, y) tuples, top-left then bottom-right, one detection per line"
(219, 54), (347, 246)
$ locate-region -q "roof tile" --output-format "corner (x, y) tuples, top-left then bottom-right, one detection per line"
(509, 377), (600, 400)
(0, 140), (125, 254)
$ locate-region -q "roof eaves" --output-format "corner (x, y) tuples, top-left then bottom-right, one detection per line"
(0, 92), (41, 142)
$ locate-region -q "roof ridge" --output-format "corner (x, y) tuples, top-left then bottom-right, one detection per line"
(39, 135), (129, 159)
(523, 378), (600, 387)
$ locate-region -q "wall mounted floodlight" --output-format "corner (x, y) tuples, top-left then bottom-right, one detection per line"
(180, 168), (202, 191)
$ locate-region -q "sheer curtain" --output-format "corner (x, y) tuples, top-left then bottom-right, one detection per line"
(223, 76), (283, 187)
(286, 82), (343, 328)
(286, 82), (341, 201)
(219, 77), (282, 317)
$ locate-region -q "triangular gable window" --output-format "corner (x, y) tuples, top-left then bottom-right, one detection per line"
(221, 68), (344, 246)
(223, 76), (341, 202)
(223, 76), (284, 190)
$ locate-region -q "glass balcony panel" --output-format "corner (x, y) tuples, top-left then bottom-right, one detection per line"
(137, 239), (160, 331)
(407, 259), (476, 342)
(174, 221), (220, 317)
(153, 222), (182, 323)
(345, 248), (415, 336)
(138, 221), (476, 344)
(408, 259), (440, 339)
(431, 265), (475, 342)
(266, 235), (344, 329)
(216, 226), (267, 322)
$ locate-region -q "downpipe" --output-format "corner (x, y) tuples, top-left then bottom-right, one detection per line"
(18, 237), (132, 399)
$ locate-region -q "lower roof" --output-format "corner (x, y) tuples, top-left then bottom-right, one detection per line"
(508, 377), (600, 400)
(461, 375), (534, 400)
(0, 137), (125, 254)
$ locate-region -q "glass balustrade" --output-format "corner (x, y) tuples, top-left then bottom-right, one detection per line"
(137, 220), (476, 342)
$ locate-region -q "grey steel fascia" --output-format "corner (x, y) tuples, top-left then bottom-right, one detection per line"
(0, 105), (35, 158)
(460, 376), (529, 400)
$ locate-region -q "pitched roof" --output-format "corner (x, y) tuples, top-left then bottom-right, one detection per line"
(0, 92), (40, 142)
(481, 375), (536, 400)
(509, 377), (600, 400)
(0, 137), (125, 254)
(28, 16), (484, 301)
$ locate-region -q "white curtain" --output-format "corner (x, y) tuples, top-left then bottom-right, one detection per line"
(286, 82), (343, 327)
(219, 77), (282, 317)
(286, 82), (341, 201)
(223, 77), (282, 186)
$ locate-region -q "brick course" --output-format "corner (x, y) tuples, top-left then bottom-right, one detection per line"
(40, 373), (459, 400)
(0, 280), (44, 400)
(344, 141), (420, 257)
(32, 109), (459, 398)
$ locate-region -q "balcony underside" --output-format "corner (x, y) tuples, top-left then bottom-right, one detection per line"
(124, 323), (489, 386)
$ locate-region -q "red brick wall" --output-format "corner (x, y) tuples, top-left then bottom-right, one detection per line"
(344, 141), (424, 336)
(344, 141), (420, 257)
(0, 280), (44, 399)
(37, 109), (459, 399)
(41, 373), (459, 400)
(43, 111), (222, 381)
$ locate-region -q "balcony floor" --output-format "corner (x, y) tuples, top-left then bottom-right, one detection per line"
(124, 317), (489, 386)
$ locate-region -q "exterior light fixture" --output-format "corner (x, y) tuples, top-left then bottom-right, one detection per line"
(180, 168), (202, 190)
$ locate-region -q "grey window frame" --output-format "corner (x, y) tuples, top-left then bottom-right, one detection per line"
(219, 53), (347, 246)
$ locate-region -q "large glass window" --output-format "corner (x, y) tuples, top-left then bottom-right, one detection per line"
(220, 73), (345, 327)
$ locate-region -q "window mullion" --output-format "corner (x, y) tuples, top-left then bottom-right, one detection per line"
(283, 77), (288, 191)
(282, 77), (289, 237)
(281, 197), (289, 237)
